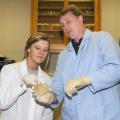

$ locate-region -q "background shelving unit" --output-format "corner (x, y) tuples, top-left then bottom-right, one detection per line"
(31, 0), (100, 52)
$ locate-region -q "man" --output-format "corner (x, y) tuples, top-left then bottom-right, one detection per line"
(34, 5), (120, 120)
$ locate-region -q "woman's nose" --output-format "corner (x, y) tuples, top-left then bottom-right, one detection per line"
(39, 49), (44, 54)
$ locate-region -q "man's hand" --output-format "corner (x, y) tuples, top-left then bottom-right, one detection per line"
(22, 74), (38, 88)
(65, 77), (91, 97)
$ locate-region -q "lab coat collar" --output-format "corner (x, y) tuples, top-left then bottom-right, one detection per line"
(83, 28), (91, 40)
(66, 29), (92, 52)
(19, 59), (42, 78)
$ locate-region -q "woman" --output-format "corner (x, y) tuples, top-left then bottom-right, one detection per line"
(0, 33), (53, 120)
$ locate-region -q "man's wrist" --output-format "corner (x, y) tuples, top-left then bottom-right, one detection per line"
(49, 92), (58, 104)
(84, 77), (91, 85)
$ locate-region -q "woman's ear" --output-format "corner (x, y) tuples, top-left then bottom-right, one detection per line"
(78, 15), (84, 23)
(27, 48), (30, 53)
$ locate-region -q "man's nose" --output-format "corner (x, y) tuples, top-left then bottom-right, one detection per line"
(64, 25), (68, 32)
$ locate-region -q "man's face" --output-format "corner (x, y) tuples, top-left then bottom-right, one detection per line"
(27, 40), (49, 67)
(60, 12), (83, 41)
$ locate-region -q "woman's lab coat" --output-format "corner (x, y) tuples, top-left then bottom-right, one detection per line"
(0, 60), (53, 120)
(51, 29), (120, 120)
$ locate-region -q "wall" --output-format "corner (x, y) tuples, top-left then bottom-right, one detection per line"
(0, 0), (31, 62)
(101, 0), (120, 42)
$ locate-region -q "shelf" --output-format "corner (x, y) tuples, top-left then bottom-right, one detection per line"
(50, 44), (65, 53)
(39, 0), (64, 2)
(38, 14), (59, 16)
(37, 23), (62, 31)
(69, 0), (94, 2)
(37, 30), (62, 32)
(39, 14), (94, 17)
(38, 7), (62, 10)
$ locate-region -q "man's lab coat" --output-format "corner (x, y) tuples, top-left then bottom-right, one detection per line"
(51, 29), (120, 120)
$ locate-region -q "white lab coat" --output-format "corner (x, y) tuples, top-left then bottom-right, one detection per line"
(0, 59), (53, 120)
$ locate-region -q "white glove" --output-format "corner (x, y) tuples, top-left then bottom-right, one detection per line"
(22, 74), (38, 88)
(34, 91), (54, 105)
(65, 76), (91, 97)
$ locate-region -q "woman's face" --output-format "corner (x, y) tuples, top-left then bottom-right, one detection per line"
(27, 40), (49, 68)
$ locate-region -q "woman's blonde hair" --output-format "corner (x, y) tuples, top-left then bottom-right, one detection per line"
(24, 32), (51, 71)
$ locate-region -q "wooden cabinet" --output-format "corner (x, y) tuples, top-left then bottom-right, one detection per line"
(68, 0), (100, 31)
(31, 0), (100, 52)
